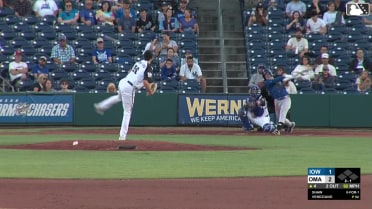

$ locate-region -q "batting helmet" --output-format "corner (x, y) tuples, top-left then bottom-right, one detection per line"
(248, 84), (261, 99)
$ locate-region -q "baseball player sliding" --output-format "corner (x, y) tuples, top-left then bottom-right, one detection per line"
(94, 50), (157, 140)
(238, 85), (280, 135)
(263, 69), (295, 133)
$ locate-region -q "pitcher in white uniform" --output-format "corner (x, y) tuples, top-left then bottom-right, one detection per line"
(94, 50), (155, 140)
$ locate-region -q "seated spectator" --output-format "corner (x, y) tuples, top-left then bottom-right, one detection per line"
(159, 7), (180, 33)
(306, 11), (327, 35)
(8, 50), (29, 87)
(58, 0), (77, 14)
(135, 8), (156, 33)
(179, 9), (198, 33)
(334, 0), (346, 17)
(276, 67), (298, 94)
(174, 0), (189, 21)
(355, 70), (371, 92)
(286, 29), (309, 57)
(363, 3), (372, 27)
(59, 79), (74, 92)
(51, 34), (76, 65)
(247, 2), (268, 27)
(161, 58), (178, 81)
(264, 0), (284, 10)
(57, 0), (79, 25)
(117, 8), (136, 33)
(155, 32), (179, 57)
(144, 35), (158, 56)
(159, 47), (180, 71)
(286, 10), (306, 34)
(180, 49), (198, 66)
(114, 0), (137, 23)
(322, 1), (345, 27)
(349, 48), (372, 73)
(179, 56), (206, 93)
(315, 45), (335, 67)
(96, 1), (115, 25)
(291, 56), (315, 81)
(33, 0), (58, 17)
(249, 64), (265, 86)
(107, 82), (117, 93)
(314, 53), (337, 77)
(285, 0), (306, 18)
(31, 56), (49, 79)
(304, 0), (325, 19)
(14, 0), (32, 17)
(158, 1), (171, 25)
(92, 38), (113, 64)
(45, 78), (56, 92)
(313, 65), (336, 90)
(80, 0), (97, 26)
(33, 74), (47, 92)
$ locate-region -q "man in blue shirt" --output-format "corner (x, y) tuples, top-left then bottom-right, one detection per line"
(92, 38), (112, 64)
(80, 0), (97, 26)
(31, 56), (49, 79)
(263, 69), (296, 133)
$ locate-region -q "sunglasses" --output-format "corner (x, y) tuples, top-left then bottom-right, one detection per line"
(66, 4), (72, 7)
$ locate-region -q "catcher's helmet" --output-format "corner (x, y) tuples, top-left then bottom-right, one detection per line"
(248, 84), (261, 99)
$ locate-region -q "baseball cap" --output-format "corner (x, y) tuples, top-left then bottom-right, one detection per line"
(15, 50), (22, 56)
(39, 56), (47, 61)
(321, 53), (329, 59)
(96, 37), (104, 43)
(256, 2), (263, 8)
(185, 49), (192, 54)
(161, 1), (169, 6)
(58, 34), (67, 41)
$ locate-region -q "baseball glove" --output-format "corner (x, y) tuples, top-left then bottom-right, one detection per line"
(147, 82), (158, 95)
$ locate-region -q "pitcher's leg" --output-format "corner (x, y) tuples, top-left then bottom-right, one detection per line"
(118, 93), (135, 140)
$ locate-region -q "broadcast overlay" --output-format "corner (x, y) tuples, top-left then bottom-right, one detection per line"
(308, 168), (360, 200)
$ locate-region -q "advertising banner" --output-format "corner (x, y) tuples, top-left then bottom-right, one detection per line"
(178, 94), (246, 125)
(0, 95), (73, 124)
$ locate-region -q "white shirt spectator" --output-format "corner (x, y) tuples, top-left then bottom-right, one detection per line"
(33, 0), (58, 17)
(291, 64), (314, 81)
(322, 11), (345, 25)
(179, 63), (203, 79)
(315, 64), (337, 76)
(286, 0), (307, 16)
(9, 61), (28, 82)
(306, 17), (326, 33)
(286, 37), (308, 54)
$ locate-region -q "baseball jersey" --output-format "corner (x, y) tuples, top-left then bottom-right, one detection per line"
(179, 63), (202, 79)
(265, 76), (289, 100)
(8, 61), (28, 82)
(246, 96), (265, 117)
(125, 60), (153, 89)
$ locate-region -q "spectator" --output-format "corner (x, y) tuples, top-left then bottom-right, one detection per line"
(45, 79), (56, 92)
(8, 50), (28, 87)
(159, 47), (180, 71)
(247, 2), (268, 26)
(355, 70), (371, 92)
(249, 64), (265, 86)
(33, 74), (47, 92)
(313, 65), (336, 90)
(158, 1), (171, 25)
(334, 0), (346, 17)
(96, 1), (115, 25)
(306, 11), (327, 35)
(180, 49), (198, 66)
(174, 0), (189, 21)
(117, 8), (136, 33)
(179, 9), (198, 33)
(291, 56), (315, 81)
(58, 0), (77, 14)
(314, 53), (337, 78)
(363, 2), (372, 27)
(80, 0), (97, 26)
(14, 0), (32, 17)
(285, 0), (306, 18)
(264, 0), (284, 10)
(57, 0), (79, 25)
(106, 82), (117, 93)
(33, 0), (58, 17)
(286, 10), (306, 34)
(276, 67), (298, 94)
(31, 56), (49, 79)
(135, 8), (156, 33)
(144, 35), (158, 56)
(286, 29), (309, 57)
(115, 0), (137, 23)
(92, 38), (113, 64)
(305, 0), (325, 19)
(349, 48), (372, 73)
(51, 34), (76, 65)
(322, 1), (345, 27)
(155, 32), (179, 57)
(59, 79), (74, 92)
(179, 55), (207, 93)
(315, 45), (335, 67)
(161, 58), (178, 81)
(159, 7), (180, 33)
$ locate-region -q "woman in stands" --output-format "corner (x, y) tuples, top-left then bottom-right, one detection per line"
(246, 2), (268, 27)
(286, 10), (305, 34)
(57, 0), (79, 25)
(96, 1), (115, 25)
(355, 70), (371, 92)
(179, 9), (199, 34)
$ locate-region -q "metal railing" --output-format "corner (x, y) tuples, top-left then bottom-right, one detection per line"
(217, 0), (228, 93)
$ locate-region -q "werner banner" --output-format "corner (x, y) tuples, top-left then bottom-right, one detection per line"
(178, 94), (246, 125)
(0, 95), (73, 124)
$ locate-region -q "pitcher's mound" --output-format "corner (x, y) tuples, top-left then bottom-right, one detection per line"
(0, 140), (257, 151)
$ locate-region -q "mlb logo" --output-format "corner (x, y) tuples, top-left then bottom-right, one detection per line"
(346, 3), (370, 16)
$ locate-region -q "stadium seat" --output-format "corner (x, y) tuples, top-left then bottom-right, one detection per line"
(71, 70), (91, 81)
(0, 7), (15, 17)
(75, 24), (94, 33)
(342, 86), (359, 94)
(113, 71), (128, 80)
(10, 37), (30, 48)
(50, 70), (70, 81)
(23, 16), (39, 25)
(18, 78), (34, 92)
(38, 31), (57, 41)
(319, 87), (338, 94)
(74, 85), (90, 92)
(0, 25), (16, 40)
(295, 80), (312, 90)
(41, 15), (57, 25)
(0, 45), (15, 56)
(335, 81), (353, 91)
(93, 70), (112, 81)
(4, 15), (19, 25)
(298, 87), (316, 94)
(79, 63), (98, 73)
(76, 78), (96, 89)
(33, 22), (54, 33)
(99, 63), (118, 73)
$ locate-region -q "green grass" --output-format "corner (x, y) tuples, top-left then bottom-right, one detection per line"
(0, 132), (371, 179)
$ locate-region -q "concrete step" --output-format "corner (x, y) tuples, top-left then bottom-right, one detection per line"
(199, 54), (221, 62)
(207, 86), (224, 93)
(227, 78), (249, 86)
(199, 31), (244, 38)
(228, 86), (249, 93)
(199, 46), (246, 55)
(226, 70), (247, 78)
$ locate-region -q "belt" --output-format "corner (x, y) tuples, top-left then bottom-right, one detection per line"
(127, 81), (134, 86)
(276, 95), (288, 100)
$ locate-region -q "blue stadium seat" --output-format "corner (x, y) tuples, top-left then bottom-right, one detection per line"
(99, 63), (118, 73)
(335, 81), (353, 91)
(61, 63), (78, 73)
(10, 37), (30, 48)
(18, 78), (34, 92)
(71, 70), (91, 81)
(93, 70), (112, 81)
(79, 63), (98, 73)
(295, 80), (312, 90)
(50, 70), (70, 81)
(342, 86), (359, 94)
(23, 16), (39, 26)
(76, 78), (96, 89)
(319, 87), (338, 94)
(33, 22), (54, 33)
(38, 31), (57, 41)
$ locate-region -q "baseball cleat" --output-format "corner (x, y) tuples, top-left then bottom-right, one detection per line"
(287, 122), (296, 133)
(271, 129), (280, 135)
(94, 103), (104, 115)
(118, 137), (126, 140)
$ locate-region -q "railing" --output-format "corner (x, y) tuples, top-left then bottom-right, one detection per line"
(217, 0), (228, 93)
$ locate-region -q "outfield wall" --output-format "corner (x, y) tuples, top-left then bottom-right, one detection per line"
(0, 93), (371, 127)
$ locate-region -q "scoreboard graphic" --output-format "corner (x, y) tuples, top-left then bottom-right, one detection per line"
(307, 168), (360, 200)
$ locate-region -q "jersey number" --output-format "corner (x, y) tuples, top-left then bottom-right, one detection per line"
(132, 65), (139, 74)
